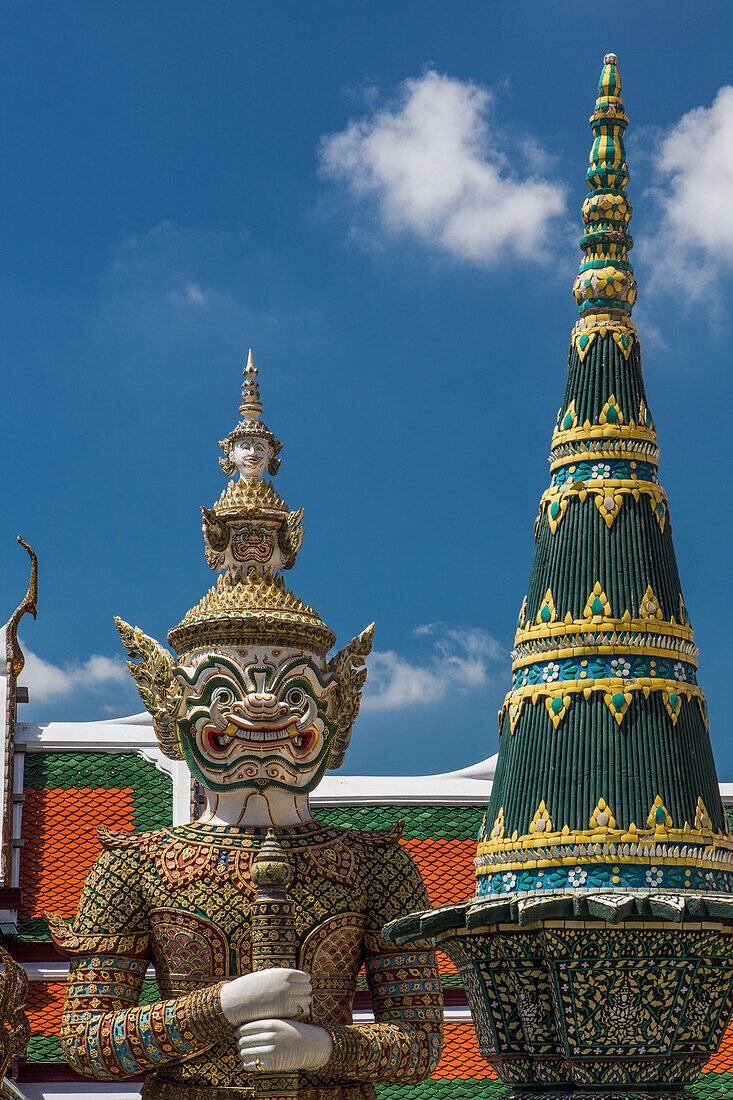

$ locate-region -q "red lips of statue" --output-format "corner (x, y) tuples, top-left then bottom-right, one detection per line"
(204, 720), (316, 756)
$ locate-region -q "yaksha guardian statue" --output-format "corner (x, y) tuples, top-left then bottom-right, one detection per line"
(49, 352), (443, 1099)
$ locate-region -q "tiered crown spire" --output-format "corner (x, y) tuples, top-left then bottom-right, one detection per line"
(219, 350), (283, 476)
(169, 353), (334, 660)
(239, 348), (263, 422)
(476, 56), (731, 900)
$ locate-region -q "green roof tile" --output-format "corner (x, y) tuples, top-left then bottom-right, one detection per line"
(23, 751), (173, 831)
(25, 1035), (64, 1062)
(315, 804), (483, 840)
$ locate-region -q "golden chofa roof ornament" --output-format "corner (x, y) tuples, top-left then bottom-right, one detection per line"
(219, 349), (283, 478)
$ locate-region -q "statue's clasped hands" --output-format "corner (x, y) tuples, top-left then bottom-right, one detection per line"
(220, 968), (333, 1073)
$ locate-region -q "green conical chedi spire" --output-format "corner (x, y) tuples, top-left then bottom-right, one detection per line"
(477, 54), (733, 897)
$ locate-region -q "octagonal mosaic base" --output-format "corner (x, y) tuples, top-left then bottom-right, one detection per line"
(438, 917), (733, 1092)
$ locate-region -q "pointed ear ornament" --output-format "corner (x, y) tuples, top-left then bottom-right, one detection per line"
(278, 507), (304, 569)
(201, 505), (230, 554)
(114, 617), (185, 760)
(218, 441), (236, 477)
(267, 447), (282, 477)
(326, 623), (375, 770)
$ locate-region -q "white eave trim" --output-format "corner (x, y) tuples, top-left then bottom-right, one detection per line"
(312, 774), (493, 805)
(16, 713), (157, 752)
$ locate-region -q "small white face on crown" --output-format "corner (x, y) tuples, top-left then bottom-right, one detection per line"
(232, 436), (273, 480)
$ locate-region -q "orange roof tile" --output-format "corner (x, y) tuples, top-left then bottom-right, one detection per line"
(26, 982), (66, 1038)
(401, 837), (475, 973)
(432, 1021), (497, 1080)
(402, 838), (475, 907)
(20, 787), (135, 918)
(703, 1015), (733, 1073)
(436, 950), (457, 976)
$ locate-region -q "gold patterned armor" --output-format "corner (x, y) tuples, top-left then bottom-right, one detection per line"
(50, 821), (442, 1099)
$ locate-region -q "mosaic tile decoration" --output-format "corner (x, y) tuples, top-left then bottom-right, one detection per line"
(481, 55), (731, 921)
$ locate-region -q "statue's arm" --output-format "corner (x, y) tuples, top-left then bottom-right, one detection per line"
(50, 847), (231, 1080)
(323, 844), (444, 1082)
(59, 956), (229, 1079)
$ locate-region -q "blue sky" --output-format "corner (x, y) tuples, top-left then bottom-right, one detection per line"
(3, 2), (733, 777)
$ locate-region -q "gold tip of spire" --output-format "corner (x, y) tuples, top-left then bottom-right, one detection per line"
(571, 53), (636, 328)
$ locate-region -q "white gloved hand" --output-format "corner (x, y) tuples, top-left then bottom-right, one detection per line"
(236, 1018), (333, 1073)
(220, 969), (312, 1027)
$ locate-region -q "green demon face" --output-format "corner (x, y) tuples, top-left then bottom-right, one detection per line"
(173, 649), (338, 793)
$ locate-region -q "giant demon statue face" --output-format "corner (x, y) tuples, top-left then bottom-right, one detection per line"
(114, 618), (374, 793)
(173, 649), (337, 792)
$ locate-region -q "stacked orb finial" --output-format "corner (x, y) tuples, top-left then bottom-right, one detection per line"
(572, 52), (637, 326)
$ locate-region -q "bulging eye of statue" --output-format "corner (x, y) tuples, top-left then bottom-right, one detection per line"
(285, 687), (305, 709)
(212, 687), (235, 707)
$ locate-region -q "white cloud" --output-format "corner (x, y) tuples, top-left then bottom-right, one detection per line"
(18, 648), (130, 703)
(645, 86), (733, 301)
(319, 70), (566, 265)
(363, 623), (504, 712)
(180, 282), (208, 306)
(107, 223), (253, 329)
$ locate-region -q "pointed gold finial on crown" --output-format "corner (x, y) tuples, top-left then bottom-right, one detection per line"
(219, 349), (283, 478)
(572, 53), (636, 322)
(570, 53), (638, 359)
(240, 348), (263, 423)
